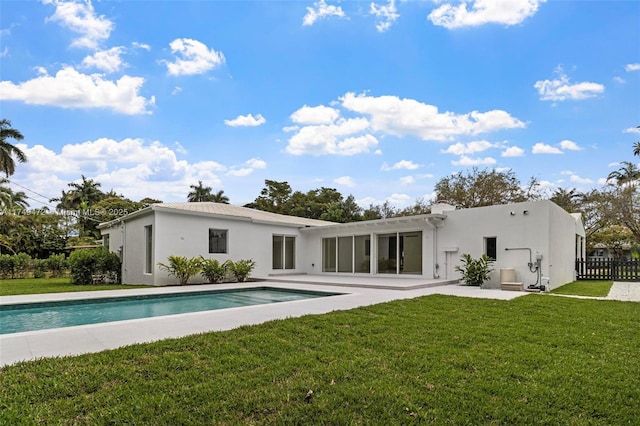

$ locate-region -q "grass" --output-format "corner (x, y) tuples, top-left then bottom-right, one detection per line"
(1, 294), (639, 424)
(551, 280), (614, 297)
(0, 277), (149, 296)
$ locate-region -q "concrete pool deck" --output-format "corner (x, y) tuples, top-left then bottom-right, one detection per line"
(2, 278), (637, 367)
(1, 278), (524, 367)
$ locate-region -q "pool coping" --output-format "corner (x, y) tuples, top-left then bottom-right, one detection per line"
(1, 281), (526, 367)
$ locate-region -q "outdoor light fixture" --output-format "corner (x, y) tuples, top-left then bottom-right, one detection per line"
(510, 211), (516, 216)
(523, 210), (529, 215)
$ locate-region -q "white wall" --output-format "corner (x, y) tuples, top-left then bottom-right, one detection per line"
(151, 210), (309, 286)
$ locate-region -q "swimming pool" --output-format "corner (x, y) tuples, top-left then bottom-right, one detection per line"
(0, 287), (341, 335)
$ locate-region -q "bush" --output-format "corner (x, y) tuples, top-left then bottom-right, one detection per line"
(200, 257), (228, 283)
(158, 256), (202, 285)
(69, 248), (121, 285)
(454, 253), (494, 287)
(33, 258), (48, 278)
(0, 254), (15, 279)
(226, 259), (256, 282)
(13, 253), (31, 278)
(47, 253), (68, 277)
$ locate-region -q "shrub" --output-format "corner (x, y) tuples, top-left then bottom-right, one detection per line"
(0, 254), (15, 279)
(68, 249), (99, 285)
(69, 248), (121, 285)
(200, 257), (228, 283)
(158, 256), (202, 285)
(226, 259), (256, 282)
(33, 258), (48, 278)
(47, 253), (68, 277)
(13, 253), (31, 278)
(455, 253), (494, 287)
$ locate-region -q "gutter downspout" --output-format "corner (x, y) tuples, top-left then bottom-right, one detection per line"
(425, 215), (446, 279)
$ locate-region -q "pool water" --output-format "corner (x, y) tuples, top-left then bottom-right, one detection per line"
(0, 287), (340, 335)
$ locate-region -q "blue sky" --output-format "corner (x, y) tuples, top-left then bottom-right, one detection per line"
(1, 0), (639, 209)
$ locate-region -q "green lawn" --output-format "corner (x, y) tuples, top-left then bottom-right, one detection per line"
(551, 280), (613, 297)
(1, 294), (638, 424)
(0, 277), (149, 296)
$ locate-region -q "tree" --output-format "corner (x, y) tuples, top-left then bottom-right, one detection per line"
(50, 176), (106, 238)
(210, 190), (229, 204)
(252, 180), (293, 214)
(549, 188), (582, 213)
(139, 197), (163, 207)
(0, 119), (27, 177)
(187, 181), (214, 202)
(588, 225), (634, 258)
(607, 161), (640, 187)
(433, 167), (531, 208)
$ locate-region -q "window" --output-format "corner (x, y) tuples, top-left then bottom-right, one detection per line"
(103, 234), (110, 250)
(322, 238), (337, 272)
(273, 235), (296, 270)
(354, 235), (370, 273)
(144, 225), (153, 274)
(209, 229), (228, 254)
(485, 237), (497, 260)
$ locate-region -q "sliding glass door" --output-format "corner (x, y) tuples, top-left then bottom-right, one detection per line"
(376, 231), (422, 275)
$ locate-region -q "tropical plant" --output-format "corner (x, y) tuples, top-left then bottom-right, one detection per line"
(226, 259), (256, 282)
(200, 257), (228, 283)
(33, 258), (48, 278)
(455, 253), (495, 287)
(158, 255), (202, 285)
(0, 119), (27, 177)
(607, 161), (640, 186)
(0, 254), (16, 278)
(13, 252), (31, 278)
(187, 181), (214, 202)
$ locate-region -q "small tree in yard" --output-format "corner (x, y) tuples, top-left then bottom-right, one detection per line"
(158, 255), (202, 285)
(455, 253), (494, 287)
(226, 259), (256, 282)
(200, 257), (228, 283)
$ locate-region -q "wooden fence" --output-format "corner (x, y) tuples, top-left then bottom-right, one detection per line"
(575, 258), (640, 281)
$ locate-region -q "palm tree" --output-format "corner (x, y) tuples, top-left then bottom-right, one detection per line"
(607, 161), (640, 186)
(187, 181), (214, 202)
(0, 119), (27, 177)
(211, 190), (229, 204)
(633, 141), (639, 157)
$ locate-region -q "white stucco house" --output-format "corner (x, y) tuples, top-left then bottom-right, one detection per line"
(98, 200), (585, 290)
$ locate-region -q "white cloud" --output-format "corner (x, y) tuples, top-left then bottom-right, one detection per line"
(386, 193), (411, 207)
(340, 92), (524, 141)
(625, 63), (640, 72)
(246, 158), (266, 169)
(285, 117), (376, 155)
(303, 0), (346, 26)
(442, 140), (494, 155)
(451, 156), (496, 166)
(14, 138), (233, 202)
(399, 176), (415, 185)
(532, 143), (562, 154)
(224, 113), (266, 127)
(172, 86), (182, 95)
(370, 0), (400, 32)
(0, 47), (8, 57)
(44, 0), (113, 49)
(0, 66), (154, 114)
(613, 76), (626, 84)
(623, 127), (640, 134)
(81, 46), (125, 73)
(534, 67), (604, 101)
(163, 38), (225, 76)
(501, 146), (525, 157)
(570, 174), (593, 184)
(381, 160), (421, 171)
(428, 0), (545, 29)
(132, 41), (150, 51)
(559, 139), (582, 151)
(290, 105), (339, 125)
(334, 176), (355, 187)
